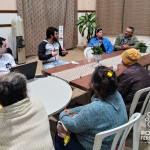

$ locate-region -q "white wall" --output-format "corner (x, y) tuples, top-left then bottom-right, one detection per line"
(78, 0), (96, 10)
(1, 0), (150, 49)
(0, 0), (17, 58)
(0, 0), (17, 10)
(77, 0), (96, 46)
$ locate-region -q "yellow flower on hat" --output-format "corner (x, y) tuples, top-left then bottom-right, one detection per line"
(107, 70), (113, 77)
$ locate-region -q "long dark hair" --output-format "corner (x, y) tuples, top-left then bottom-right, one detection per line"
(90, 66), (118, 99)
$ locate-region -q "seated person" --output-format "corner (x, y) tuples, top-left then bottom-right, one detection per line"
(117, 48), (150, 113)
(55, 66), (128, 150)
(0, 37), (16, 75)
(89, 28), (113, 54)
(0, 72), (54, 150)
(114, 26), (139, 51)
(38, 27), (69, 69)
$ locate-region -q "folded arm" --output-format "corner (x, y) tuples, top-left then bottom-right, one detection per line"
(59, 104), (95, 133)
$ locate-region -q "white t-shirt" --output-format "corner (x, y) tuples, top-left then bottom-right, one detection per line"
(44, 40), (60, 62)
(0, 53), (16, 75)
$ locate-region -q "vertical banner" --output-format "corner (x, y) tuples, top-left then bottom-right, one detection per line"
(59, 26), (63, 49)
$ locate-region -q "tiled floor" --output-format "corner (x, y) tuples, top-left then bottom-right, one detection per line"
(26, 47), (150, 150)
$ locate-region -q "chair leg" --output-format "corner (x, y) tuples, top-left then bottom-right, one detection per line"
(146, 123), (150, 132)
(133, 116), (142, 150)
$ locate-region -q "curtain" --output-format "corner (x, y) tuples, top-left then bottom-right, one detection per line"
(96, 0), (124, 35)
(17, 0), (77, 56)
(123, 0), (150, 35)
(96, 0), (150, 35)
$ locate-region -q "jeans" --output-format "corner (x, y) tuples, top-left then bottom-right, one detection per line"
(43, 60), (70, 69)
(55, 133), (85, 150)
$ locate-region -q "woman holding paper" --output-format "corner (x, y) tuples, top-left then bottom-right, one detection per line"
(55, 66), (128, 150)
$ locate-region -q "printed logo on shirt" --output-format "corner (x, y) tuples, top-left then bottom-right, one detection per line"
(6, 63), (11, 69)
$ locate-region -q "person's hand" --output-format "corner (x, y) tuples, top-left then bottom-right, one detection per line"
(64, 108), (70, 115)
(121, 45), (126, 50)
(124, 45), (130, 49)
(58, 131), (67, 138)
(121, 45), (130, 50)
(62, 48), (68, 55)
(58, 124), (68, 138)
(57, 122), (68, 138)
(52, 50), (58, 56)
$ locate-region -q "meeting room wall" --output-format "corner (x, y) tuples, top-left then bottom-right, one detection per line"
(1, 0), (150, 49)
(77, 0), (150, 47)
(77, 0), (96, 47)
(0, 0), (17, 58)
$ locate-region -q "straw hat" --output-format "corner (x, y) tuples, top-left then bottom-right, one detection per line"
(121, 48), (141, 66)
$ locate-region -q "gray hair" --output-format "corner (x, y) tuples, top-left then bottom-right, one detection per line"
(0, 72), (27, 106)
(128, 26), (134, 33)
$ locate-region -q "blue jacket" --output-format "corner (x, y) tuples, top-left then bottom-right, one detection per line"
(60, 91), (128, 150)
(89, 37), (113, 54)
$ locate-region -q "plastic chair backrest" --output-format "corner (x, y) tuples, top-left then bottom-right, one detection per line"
(84, 47), (93, 59)
(146, 41), (150, 53)
(113, 39), (116, 45)
(129, 87), (150, 118)
(146, 41), (150, 46)
(93, 113), (142, 150)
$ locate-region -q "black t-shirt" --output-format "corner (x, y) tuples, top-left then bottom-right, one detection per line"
(101, 43), (106, 53)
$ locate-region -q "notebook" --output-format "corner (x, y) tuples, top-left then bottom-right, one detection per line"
(10, 61), (37, 80)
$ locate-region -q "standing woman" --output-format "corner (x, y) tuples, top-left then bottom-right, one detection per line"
(89, 28), (113, 54)
(55, 66), (128, 150)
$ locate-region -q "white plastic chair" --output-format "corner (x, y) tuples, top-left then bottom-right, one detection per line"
(129, 87), (150, 117)
(93, 113), (142, 150)
(146, 41), (150, 47)
(113, 39), (116, 45)
(146, 41), (150, 53)
(84, 47), (93, 59)
(129, 87), (150, 131)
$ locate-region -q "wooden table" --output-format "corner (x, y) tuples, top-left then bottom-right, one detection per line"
(42, 51), (150, 91)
